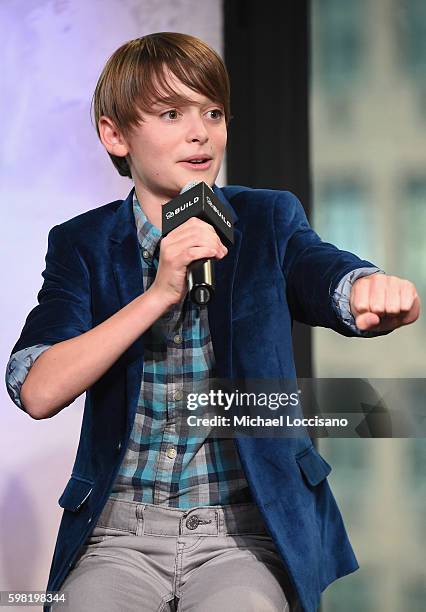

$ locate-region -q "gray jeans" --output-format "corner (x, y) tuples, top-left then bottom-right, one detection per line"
(54, 497), (301, 612)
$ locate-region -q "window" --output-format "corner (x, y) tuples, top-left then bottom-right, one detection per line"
(407, 438), (426, 492)
(396, 0), (426, 82)
(316, 0), (364, 91)
(321, 566), (377, 611)
(401, 577), (426, 612)
(400, 177), (426, 296)
(314, 179), (381, 263)
(395, 0), (426, 119)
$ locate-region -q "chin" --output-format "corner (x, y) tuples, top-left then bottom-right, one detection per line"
(179, 172), (214, 188)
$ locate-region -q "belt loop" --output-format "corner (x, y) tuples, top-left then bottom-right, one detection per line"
(217, 508), (225, 535)
(136, 504), (144, 520)
(178, 513), (185, 536)
(135, 503), (144, 536)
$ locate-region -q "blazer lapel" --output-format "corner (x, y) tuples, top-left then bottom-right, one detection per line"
(208, 185), (241, 379)
(109, 187), (144, 426)
(109, 187), (143, 309)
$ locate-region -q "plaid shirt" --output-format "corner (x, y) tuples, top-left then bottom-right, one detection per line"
(108, 192), (252, 507)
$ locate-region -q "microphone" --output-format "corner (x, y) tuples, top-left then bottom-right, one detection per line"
(162, 181), (234, 305)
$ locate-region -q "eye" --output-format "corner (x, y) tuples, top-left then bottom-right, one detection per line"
(161, 109), (180, 121)
(207, 109), (224, 120)
(160, 107), (224, 122)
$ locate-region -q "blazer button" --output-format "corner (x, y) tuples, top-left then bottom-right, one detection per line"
(117, 441), (122, 451)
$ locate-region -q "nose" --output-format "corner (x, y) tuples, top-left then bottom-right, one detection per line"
(185, 111), (209, 144)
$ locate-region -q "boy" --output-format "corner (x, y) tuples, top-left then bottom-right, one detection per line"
(6, 32), (420, 612)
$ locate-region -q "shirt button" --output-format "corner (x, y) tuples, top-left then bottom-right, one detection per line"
(173, 334), (183, 345)
(166, 447), (177, 459)
(174, 389), (183, 401)
(142, 249), (150, 259)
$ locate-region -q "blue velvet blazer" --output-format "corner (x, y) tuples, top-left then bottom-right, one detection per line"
(10, 185), (382, 612)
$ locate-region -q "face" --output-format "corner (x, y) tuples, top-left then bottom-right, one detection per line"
(104, 71), (227, 205)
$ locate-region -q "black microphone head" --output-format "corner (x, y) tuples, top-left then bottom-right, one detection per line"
(161, 181), (234, 246)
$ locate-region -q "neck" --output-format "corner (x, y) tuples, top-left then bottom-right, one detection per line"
(133, 185), (172, 232)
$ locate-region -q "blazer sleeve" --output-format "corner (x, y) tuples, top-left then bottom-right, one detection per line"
(7, 223), (93, 357)
(276, 191), (392, 337)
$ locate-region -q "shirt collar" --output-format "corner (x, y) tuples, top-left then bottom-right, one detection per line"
(132, 191), (162, 259)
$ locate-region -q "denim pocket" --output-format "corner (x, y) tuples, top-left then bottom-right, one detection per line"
(86, 523), (132, 545)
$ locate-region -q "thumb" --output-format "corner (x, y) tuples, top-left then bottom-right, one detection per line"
(355, 311), (381, 331)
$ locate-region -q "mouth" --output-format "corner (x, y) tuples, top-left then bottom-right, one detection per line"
(179, 159), (212, 170)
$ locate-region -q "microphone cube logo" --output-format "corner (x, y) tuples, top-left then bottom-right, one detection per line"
(165, 211), (174, 219)
(206, 196), (232, 228)
(174, 196), (199, 216)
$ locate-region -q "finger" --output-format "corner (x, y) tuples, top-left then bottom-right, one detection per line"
(166, 224), (223, 250)
(355, 311), (381, 330)
(350, 274), (384, 316)
(367, 274), (387, 317)
(182, 217), (217, 235)
(400, 282), (417, 312)
(181, 246), (225, 267)
(383, 276), (401, 315)
(398, 294), (421, 325)
(350, 276), (370, 316)
(163, 232), (227, 256)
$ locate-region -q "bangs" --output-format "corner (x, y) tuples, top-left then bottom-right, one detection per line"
(92, 32), (231, 177)
(137, 60), (225, 111)
(123, 50), (229, 135)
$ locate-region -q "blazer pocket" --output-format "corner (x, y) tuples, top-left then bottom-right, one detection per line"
(232, 285), (278, 321)
(58, 474), (95, 512)
(295, 444), (332, 486)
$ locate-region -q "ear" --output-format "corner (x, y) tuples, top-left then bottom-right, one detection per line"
(98, 116), (129, 157)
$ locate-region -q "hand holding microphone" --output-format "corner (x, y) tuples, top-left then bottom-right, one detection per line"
(149, 181), (233, 307)
(161, 181), (234, 305)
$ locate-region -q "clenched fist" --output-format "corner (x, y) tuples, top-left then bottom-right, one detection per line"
(350, 272), (421, 332)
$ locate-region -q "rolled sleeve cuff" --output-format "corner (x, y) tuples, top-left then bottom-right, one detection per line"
(5, 344), (52, 411)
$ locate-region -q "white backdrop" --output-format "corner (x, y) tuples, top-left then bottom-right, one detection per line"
(0, 0), (225, 600)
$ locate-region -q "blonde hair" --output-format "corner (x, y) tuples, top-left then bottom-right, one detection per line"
(91, 32), (231, 178)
